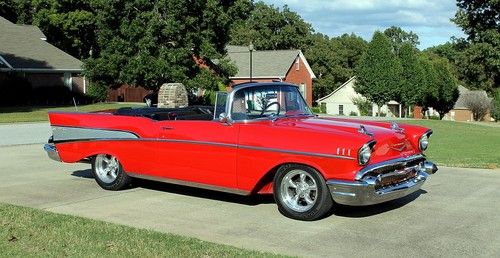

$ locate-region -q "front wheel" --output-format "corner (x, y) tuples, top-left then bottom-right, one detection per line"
(91, 154), (132, 190)
(273, 164), (333, 221)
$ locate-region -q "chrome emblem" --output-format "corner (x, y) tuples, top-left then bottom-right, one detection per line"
(390, 142), (406, 152)
(391, 122), (405, 133)
(358, 125), (373, 137)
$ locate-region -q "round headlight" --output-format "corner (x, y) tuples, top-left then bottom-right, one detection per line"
(358, 145), (372, 165)
(419, 134), (429, 151)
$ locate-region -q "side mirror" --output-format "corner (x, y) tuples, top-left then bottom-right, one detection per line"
(219, 112), (231, 124)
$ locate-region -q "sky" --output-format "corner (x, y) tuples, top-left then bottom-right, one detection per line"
(260, 0), (465, 49)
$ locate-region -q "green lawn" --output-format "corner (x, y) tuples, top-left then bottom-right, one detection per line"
(0, 103), (144, 123)
(0, 203), (283, 257)
(397, 120), (500, 169)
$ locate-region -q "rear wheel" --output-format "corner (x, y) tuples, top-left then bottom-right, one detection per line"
(91, 154), (131, 190)
(273, 164), (333, 221)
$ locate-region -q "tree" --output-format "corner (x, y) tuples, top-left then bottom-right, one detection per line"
(427, 56), (460, 119)
(84, 0), (237, 98)
(305, 33), (367, 100)
(354, 31), (402, 115)
(462, 91), (492, 121)
(384, 26), (419, 54)
(398, 43), (426, 109)
(452, 0), (500, 94)
(229, 2), (313, 50)
(417, 55), (439, 116)
(492, 90), (500, 121)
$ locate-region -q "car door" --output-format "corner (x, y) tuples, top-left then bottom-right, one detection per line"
(152, 120), (239, 189)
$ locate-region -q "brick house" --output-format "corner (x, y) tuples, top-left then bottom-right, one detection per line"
(443, 85), (492, 122)
(0, 16), (86, 93)
(226, 46), (316, 106)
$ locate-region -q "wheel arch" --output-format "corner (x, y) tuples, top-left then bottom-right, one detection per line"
(250, 160), (326, 195)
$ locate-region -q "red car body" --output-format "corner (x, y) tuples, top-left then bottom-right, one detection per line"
(45, 82), (437, 220)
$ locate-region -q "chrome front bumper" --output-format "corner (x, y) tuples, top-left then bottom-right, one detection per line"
(44, 143), (61, 162)
(327, 156), (437, 206)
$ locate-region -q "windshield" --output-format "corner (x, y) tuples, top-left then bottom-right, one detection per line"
(230, 85), (312, 121)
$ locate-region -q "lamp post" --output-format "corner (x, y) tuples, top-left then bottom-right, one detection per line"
(249, 42), (254, 82)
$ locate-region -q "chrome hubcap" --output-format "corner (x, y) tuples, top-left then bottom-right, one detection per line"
(280, 170), (318, 212)
(95, 154), (119, 184)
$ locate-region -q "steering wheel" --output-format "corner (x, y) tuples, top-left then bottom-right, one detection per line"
(260, 102), (281, 116)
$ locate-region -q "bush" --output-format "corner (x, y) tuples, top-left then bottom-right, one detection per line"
(351, 96), (372, 116)
(377, 112), (387, 117)
(462, 91), (491, 121)
(492, 90), (500, 122)
(30, 86), (94, 105)
(349, 111), (358, 116)
(429, 115), (441, 120)
(86, 83), (108, 102)
(311, 107), (321, 113)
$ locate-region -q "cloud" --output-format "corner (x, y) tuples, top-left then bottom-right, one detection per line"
(260, 0), (465, 48)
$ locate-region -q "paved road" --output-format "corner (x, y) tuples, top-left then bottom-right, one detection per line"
(1, 144), (499, 257)
(0, 122), (50, 146)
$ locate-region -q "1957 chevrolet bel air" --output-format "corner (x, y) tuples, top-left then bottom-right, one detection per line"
(44, 82), (437, 220)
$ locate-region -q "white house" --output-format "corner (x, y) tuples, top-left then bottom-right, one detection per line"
(316, 76), (403, 117)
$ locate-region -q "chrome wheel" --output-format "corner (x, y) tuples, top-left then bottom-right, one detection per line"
(94, 154), (119, 184)
(280, 169), (318, 212)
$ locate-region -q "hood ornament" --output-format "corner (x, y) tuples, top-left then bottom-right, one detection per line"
(391, 122), (405, 133)
(358, 125), (373, 137)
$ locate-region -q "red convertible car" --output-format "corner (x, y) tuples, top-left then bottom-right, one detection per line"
(44, 82), (437, 220)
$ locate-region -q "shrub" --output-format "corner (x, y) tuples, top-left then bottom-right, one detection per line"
(429, 115), (441, 120)
(311, 106), (321, 113)
(349, 111), (358, 116)
(378, 112), (387, 117)
(462, 91), (491, 121)
(492, 90), (500, 122)
(30, 86), (94, 105)
(86, 83), (108, 102)
(351, 96), (372, 116)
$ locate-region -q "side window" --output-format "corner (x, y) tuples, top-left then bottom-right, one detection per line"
(214, 92), (228, 120)
(299, 83), (306, 100)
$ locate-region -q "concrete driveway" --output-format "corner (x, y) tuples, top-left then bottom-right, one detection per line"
(0, 144), (499, 257)
(0, 122), (50, 146)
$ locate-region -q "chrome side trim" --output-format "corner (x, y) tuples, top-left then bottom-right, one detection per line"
(127, 172), (250, 196)
(52, 126), (138, 142)
(238, 145), (356, 160)
(53, 137), (355, 161)
(355, 154), (426, 180)
(44, 143), (61, 162)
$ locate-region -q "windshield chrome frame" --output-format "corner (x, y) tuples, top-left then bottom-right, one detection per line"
(226, 83), (313, 123)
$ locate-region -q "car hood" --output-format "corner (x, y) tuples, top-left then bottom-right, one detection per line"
(274, 116), (419, 162)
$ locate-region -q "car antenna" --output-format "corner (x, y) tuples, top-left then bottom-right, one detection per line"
(72, 97), (78, 112)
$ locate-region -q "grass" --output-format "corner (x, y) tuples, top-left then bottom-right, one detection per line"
(0, 103), (144, 123)
(397, 120), (500, 169)
(0, 203), (283, 257)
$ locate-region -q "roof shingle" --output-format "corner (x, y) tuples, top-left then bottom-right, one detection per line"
(0, 16), (82, 71)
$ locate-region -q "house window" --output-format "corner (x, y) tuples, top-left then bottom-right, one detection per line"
(299, 83), (306, 100)
(64, 72), (72, 90)
(295, 58), (300, 70)
(339, 105), (344, 115)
